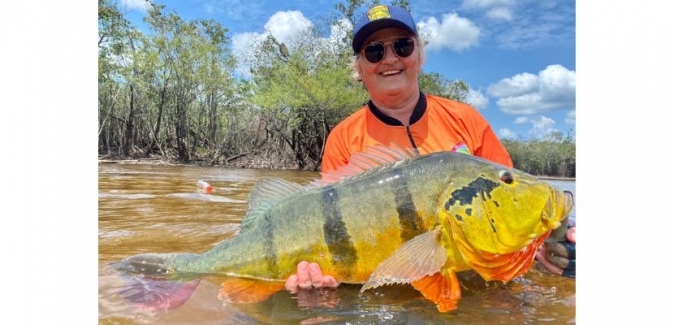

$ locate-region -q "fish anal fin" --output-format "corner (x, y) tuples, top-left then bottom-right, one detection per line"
(360, 229), (446, 293)
(218, 278), (285, 304)
(411, 270), (461, 312)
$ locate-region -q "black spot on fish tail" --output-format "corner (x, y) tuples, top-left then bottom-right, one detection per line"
(445, 176), (500, 212)
(262, 211), (279, 275)
(391, 169), (422, 242)
(321, 186), (357, 276)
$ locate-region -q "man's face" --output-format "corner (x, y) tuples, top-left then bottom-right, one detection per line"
(356, 28), (421, 100)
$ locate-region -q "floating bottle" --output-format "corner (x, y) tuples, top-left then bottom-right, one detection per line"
(197, 180), (213, 194)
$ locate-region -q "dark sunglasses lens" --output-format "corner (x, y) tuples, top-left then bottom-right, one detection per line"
(394, 38), (414, 57)
(364, 43), (385, 63)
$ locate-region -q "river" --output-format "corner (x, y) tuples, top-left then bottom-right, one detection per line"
(98, 162), (576, 324)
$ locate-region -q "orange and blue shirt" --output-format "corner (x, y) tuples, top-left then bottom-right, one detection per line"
(321, 92), (513, 174)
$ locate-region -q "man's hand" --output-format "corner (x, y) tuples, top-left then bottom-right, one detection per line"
(284, 261), (340, 293)
(536, 226), (576, 278)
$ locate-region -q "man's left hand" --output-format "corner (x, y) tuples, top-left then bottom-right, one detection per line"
(536, 226), (576, 278)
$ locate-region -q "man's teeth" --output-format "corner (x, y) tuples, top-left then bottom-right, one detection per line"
(382, 70), (400, 76)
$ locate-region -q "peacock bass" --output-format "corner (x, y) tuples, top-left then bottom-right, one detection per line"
(113, 146), (574, 312)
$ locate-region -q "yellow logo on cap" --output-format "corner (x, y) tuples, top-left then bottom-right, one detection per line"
(367, 5), (391, 21)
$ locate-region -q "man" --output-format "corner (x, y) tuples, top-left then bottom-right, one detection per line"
(285, 4), (575, 293)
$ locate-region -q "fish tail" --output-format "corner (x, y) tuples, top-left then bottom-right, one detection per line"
(118, 275), (201, 311)
(112, 253), (201, 311)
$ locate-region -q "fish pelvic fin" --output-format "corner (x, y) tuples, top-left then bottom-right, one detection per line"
(218, 278), (285, 304)
(360, 229), (446, 294)
(411, 270), (461, 312)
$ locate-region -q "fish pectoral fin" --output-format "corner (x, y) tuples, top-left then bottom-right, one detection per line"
(360, 229), (447, 293)
(218, 278), (285, 304)
(411, 270), (461, 312)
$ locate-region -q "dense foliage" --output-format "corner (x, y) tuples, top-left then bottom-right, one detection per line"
(98, 0), (575, 177)
(502, 131), (575, 178)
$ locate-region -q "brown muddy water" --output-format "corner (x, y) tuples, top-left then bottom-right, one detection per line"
(98, 162), (576, 325)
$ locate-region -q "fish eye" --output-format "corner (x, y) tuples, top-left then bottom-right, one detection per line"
(499, 170), (514, 184)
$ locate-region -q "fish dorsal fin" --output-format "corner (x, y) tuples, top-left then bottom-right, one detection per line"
(312, 144), (418, 186)
(218, 278), (285, 304)
(360, 229), (446, 293)
(241, 178), (308, 232)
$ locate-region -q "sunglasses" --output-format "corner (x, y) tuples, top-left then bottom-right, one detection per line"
(361, 37), (415, 64)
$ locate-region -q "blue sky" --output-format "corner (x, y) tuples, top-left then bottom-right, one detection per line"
(118, 0), (576, 141)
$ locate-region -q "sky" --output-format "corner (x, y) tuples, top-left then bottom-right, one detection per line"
(117, 0), (576, 141)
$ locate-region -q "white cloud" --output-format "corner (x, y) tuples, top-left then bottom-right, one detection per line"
(462, 0), (516, 9)
(231, 31), (265, 75)
(230, 11), (351, 79)
(486, 72), (538, 97)
(565, 110), (576, 125)
(486, 7), (513, 21)
(513, 116), (528, 124)
(231, 10), (314, 55)
(263, 10), (313, 42)
(417, 13), (480, 52)
(119, 0), (151, 11)
(492, 2), (574, 49)
(462, 0), (516, 21)
(528, 115), (556, 139)
(498, 128), (518, 139)
(487, 64), (575, 115)
(465, 88), (488, 110)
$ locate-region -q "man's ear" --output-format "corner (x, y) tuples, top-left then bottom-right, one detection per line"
(355, 64), (363, 82)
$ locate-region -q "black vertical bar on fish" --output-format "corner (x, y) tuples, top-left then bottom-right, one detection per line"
(391, 168), (423, 241)
(262, 211), (279, 276)
(321, 185), (357, 276)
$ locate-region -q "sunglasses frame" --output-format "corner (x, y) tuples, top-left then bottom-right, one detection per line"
(360, 36), (416, 64)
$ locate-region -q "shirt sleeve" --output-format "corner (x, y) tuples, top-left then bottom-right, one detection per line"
(320, 127), (351, 175)
(470, 111), (513, 168)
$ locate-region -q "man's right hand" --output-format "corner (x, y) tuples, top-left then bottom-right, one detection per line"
(284, 261), (340, 293)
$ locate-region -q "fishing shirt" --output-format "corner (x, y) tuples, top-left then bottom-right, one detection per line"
(321, 91), (513, 173)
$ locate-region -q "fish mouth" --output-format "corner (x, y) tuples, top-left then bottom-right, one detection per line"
(544, 190), (574, 243)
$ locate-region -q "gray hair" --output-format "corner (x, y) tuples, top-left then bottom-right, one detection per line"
(351, 36), (426, 82)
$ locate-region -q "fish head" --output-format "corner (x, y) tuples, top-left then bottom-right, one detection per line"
(439, 161), (574, 257)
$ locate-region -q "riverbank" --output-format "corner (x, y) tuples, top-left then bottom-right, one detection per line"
(98, 155), (575, 181)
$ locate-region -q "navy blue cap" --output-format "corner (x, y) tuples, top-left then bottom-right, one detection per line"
(352, 5), (418, 54)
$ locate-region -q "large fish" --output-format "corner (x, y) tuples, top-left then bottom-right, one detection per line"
(113, 146), (574, 312)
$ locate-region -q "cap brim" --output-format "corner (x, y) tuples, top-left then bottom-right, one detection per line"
(352, 19), (417, 53)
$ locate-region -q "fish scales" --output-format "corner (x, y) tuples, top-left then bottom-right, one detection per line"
(113, 149), (574, 313)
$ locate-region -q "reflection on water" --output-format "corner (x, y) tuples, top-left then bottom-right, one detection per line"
(99, 163), (576, 324)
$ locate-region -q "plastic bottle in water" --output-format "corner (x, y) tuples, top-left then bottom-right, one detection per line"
(197, 180), (213, 194)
